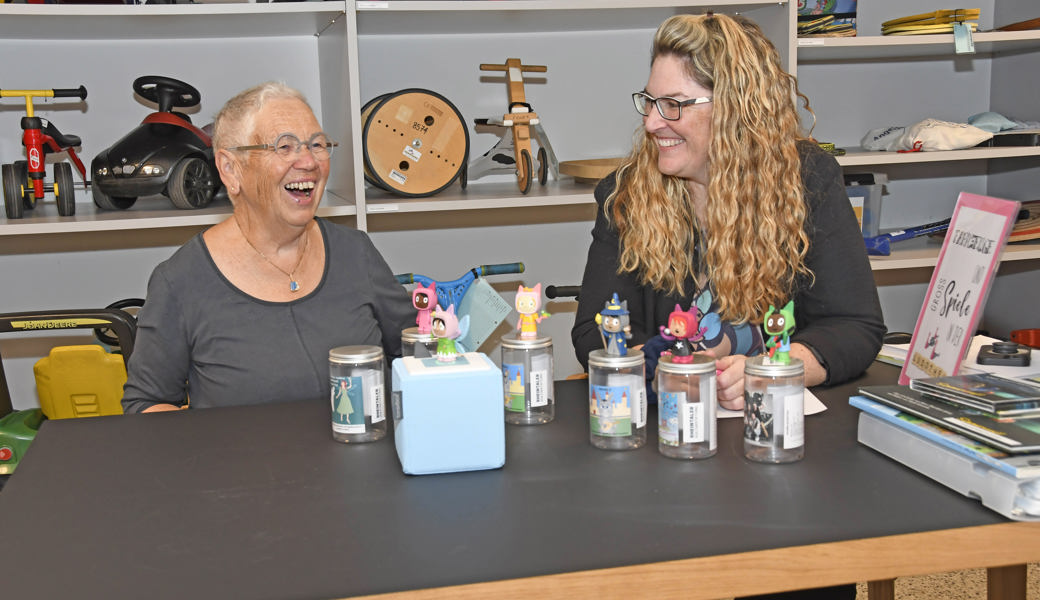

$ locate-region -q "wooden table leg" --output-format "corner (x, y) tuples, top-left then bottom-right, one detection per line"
(867, 578), (895, 600)
(987, 564), (1027, 600)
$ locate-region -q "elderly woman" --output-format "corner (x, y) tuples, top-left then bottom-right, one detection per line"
(122, 82), (413, 413)
(572, 14), (884, 407)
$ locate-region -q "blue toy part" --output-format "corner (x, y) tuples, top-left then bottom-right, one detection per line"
(395, 262), (524, 310)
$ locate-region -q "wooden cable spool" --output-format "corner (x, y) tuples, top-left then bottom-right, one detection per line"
(361, 89), (469, 197)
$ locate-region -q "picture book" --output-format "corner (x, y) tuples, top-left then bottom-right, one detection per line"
(850, 395), (1040, 478)
(858, 384), (1040, 453)
(908, 372), (1040, 416)
(797, 0), (857, 37)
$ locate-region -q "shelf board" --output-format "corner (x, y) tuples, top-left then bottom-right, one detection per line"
(0, 2), (346, 40)
(356, 0), (781, 35)
(0, 191), (356, 236)
(869, 237), (1040, 271)
(836, 146), (1040, 168)
(364, 179), (596, 214)
(798, 30), (1040, 61)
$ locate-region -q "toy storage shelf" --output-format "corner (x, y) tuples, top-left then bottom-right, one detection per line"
(797, 30), (1040, 61)
(0, 3), (346, 40)
(835, 146), (1040, 168)
(0, 193), (356, 237)
(869, 238), (1040, 271)
(364, 180), (596, 215)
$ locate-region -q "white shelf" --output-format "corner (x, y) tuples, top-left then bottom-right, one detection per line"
(0, 3), (346, 40)
(869, 237), (1040, 271)
(797, 30), (1040, 61)
(836, 146), (1040, 168)
(0, 192), (355, 237)
(365, 179), (595, 214)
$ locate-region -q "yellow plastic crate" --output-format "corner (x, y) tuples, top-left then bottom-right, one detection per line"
(33, 345), (126, 419)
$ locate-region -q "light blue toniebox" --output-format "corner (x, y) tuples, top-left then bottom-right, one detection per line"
(390, 352), (505, 475)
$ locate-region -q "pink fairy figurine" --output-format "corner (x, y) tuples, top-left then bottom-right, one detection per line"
(515, 283), (549, 338)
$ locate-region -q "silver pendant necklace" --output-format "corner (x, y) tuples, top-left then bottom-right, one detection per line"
(233, 215), (309, 293)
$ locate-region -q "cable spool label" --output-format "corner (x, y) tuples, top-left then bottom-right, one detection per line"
(389, 170), (407, 185)
(402, 146), (421, 162)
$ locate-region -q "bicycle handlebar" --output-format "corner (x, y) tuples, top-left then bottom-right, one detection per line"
(479, 63), (547, 73)
(0, 86), (87, 100)
(477, 262), (525, 276)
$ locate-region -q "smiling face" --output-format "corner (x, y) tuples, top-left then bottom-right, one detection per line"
(226, 97), (330, 228)
(642, 53), (713, 186)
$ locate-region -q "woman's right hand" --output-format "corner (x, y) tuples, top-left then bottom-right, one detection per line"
(714, 353), (747, 410)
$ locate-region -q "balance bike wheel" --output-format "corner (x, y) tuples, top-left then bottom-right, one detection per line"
(361, 88), (469, 198)
(2, 164), (23, 219)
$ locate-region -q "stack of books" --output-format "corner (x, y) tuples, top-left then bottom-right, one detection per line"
(797, 0), (857, 38)
(881, 8), (980, 36)
(851, 372), (1040, 521)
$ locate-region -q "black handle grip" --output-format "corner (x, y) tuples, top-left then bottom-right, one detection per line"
(545, 285), (581, 299)
(52, 86), (87, 100)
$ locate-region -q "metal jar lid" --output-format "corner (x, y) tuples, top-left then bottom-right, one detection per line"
(329, 345), (383, 364)
(656, 353), (715, 375)
(744, 355), (804, 377)
(401, 327), (434, 343)
(501, 332), (552, 350)
(587, 348), (644, 369)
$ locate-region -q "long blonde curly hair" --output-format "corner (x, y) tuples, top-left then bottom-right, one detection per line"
(608, 13), (813, 324)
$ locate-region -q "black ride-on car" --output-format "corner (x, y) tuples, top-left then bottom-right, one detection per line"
(91, 76), (222, 211)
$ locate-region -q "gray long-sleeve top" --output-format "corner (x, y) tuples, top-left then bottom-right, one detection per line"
(122, 218), (413, 413)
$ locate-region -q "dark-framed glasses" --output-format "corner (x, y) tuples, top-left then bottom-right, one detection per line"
(632, 91), (712, 121)
(228, 132), (337, 161)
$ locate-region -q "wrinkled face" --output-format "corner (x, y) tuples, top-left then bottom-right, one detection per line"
(236, 97), (330, 227)
(643, 54), (713, 185)
(601, 315), (622, 334)
(413, 292), (430, 310)
(669, 315), (687, 338)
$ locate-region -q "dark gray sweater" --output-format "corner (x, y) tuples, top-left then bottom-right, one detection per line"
(122, 218), (413, 413)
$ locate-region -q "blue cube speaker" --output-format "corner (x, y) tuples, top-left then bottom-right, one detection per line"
(391, 353), (505, 475)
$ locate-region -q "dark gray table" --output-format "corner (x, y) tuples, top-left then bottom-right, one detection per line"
(0, 362), (1037, 600)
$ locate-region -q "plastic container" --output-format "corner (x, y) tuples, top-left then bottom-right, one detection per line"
(844, 173), (884, 238)
(401, 327), (437, 358)
(587, 349), (646, 450)
(329, 345), (386, 443)
(743, 356), (804, 463)
(655, 354), (717, 460)
(500, 333), (554, 425)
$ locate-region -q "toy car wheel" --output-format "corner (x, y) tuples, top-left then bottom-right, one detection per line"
(54, 163), (76, 217)
(166, 156), (216, 210)
(517, 149), (533, 195)
(14, 161), (33, 209)
(91, 180), (136, 211)
(537, 146), (549, 186)
(2, 164), (24, 219)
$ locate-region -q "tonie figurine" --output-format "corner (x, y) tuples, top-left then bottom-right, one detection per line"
(432, 304), (466, 362)
(412, 282), (437, 335)
(515, 283), (550, 339)
(595, 293), (632, 356)
(763, 300), (795, 365)
(659, 303), (705, 363)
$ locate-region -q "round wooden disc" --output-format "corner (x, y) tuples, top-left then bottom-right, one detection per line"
(1009, 200), (1040, 243)
(362, 89), (469, 197)
(360, 93), (391, 191)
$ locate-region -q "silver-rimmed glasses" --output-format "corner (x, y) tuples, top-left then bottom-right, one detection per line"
(228, 132), (338, 161)
(632, 91), (712, 121)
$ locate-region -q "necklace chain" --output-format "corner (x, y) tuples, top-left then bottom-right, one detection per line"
(233, 215), (309, 293)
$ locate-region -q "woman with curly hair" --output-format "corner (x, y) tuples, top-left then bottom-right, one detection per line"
(572, 13), (884, 415)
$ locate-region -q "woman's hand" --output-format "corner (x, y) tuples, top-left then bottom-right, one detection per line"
(713, 353), (747, 410)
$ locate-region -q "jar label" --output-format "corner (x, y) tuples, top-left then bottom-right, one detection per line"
(659, 391), (683, 446)
(783, 390), (804, 449)
(503, 363), (526, 412)
(590, 384), (634, 437)
(744, 386), (803, 448)
(531, 369), (549, 408)
(331, 375), (366, 433)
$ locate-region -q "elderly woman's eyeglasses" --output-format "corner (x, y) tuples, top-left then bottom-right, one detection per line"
(228, 133), (337, 161)
(632, 91), (712, 121)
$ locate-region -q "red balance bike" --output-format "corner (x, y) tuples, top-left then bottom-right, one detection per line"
(1, 86), (88, 219)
